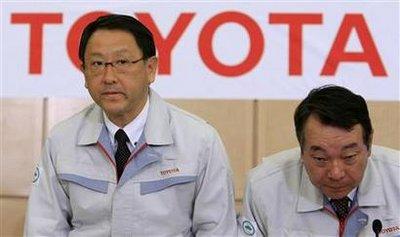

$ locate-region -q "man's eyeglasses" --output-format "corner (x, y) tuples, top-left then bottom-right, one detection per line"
(86, 58), (144, 75)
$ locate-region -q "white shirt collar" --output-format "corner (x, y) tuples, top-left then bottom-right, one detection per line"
(103, 97), (149, 151)
(347, 187), (357, 202)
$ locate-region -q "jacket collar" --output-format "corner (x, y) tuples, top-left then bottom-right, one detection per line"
(356, 155), (386, 207)
(296, 153), (386, 213)
(77, 104), (104, 145)
(297, 162), (324, 213)
(77, 89), (173, 147)
(143, 89), (173, 146)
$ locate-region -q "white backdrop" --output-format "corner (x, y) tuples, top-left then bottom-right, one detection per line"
(1, 1), (399, 100)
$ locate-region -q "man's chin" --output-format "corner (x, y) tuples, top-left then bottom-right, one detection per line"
(327, 194), (348, 199)
(323, 188), (351, 199)
(100, 99), (123, 109)
(101, 105), (126, 117)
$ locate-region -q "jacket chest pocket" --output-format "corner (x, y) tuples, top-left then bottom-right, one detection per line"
(140, 175), (197, 195)
(59, 173), (109, 194)
(58, 173), (113, 223)
(136, 175), (197, 217)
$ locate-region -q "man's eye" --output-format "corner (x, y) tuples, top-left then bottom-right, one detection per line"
(344, 154), (357, 162)
(116, 59), (129, 65)
(91, 61), (104, 66)
(313, 157), (327, 162)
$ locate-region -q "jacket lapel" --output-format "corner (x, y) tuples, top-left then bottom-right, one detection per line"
(297, 164), (324, 213)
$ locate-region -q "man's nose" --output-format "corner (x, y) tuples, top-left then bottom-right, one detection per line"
(328, 160), (345, 180)
(101, 65), (117, 84)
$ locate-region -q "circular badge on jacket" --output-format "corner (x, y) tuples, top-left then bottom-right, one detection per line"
(243, 220), (255, 236)
(33, 166), (40, 183)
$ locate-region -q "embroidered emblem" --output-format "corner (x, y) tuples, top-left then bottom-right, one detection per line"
(242, 220), (255, 236)
(33, 166), (41, 184)
(160, 167), (180, 176)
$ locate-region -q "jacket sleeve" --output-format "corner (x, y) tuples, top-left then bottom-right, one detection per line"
(191, 127), (237, 236)
(238, 174), (265, 237)
(24, 138), (71, 237)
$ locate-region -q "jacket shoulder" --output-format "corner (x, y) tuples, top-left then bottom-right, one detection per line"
(165, 101), (217, 135)
(248, 147), (301, 185)
(48, 103), (96, 139)
(371, 145), (400, 167)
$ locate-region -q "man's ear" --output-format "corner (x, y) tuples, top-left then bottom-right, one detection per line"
(146, 56), (158, 84)
(81, 65), (89, 88)
(367, 129), (374, 156)
(80, 62), (86, 72)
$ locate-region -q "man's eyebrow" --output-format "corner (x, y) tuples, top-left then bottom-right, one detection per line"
(87, 52), (103, 57)
(342, 143), (358, 150)
(88, 49), (132, 57)
(309, 146), (326, 153)
(114, 49), (130, 54)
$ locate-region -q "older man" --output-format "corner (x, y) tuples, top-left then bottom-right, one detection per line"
(239, 85), (399, 236)
(24, 14), (237, 236)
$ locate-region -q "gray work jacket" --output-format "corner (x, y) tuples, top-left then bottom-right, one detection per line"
(24, 90), (237, 236)
(239, 146), (400, 237)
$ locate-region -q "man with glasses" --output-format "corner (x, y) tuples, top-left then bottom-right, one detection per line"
(24, 14), (237, 236)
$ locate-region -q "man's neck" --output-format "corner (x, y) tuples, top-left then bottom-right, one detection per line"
(107, 97), (148, 127)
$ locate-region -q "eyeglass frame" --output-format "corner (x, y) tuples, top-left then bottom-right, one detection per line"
(84, 57), (145, 76)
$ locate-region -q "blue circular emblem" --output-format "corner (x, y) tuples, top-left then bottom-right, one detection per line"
(243, 220), (255, 236)
(33, 166), (40, 183)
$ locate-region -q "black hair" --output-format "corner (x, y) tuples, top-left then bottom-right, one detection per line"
(294, 85), (373, 151)
(79, 14), (156, 65)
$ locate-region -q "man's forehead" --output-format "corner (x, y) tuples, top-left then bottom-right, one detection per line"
(304, 118), (364, 151)
(86, 30), (138, 48)
(304, 115), (362, 134)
